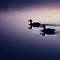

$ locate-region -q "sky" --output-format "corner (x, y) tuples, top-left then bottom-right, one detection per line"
(1, 0), (60, 60)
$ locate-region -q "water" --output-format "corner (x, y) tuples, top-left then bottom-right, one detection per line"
(0, 8), (60, 60)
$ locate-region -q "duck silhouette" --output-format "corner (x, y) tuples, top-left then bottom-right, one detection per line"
(40, 25), (56, 36)
(28, 19), (40, 29)
(28, 19), (60, 29)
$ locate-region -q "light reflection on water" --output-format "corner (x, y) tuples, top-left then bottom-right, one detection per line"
(1, 8), (60, 48)
(1, 8), (60, 37)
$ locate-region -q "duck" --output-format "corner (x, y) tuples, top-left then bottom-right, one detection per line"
(40, 25), (55, 36)
(28, 19), (40, 29)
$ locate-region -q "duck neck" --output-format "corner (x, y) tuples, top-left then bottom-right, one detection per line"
(43, 25), (46, 29)
(30, 21), (32, 25)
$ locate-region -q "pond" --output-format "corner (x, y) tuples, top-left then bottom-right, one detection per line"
(1, 7), (60, 60)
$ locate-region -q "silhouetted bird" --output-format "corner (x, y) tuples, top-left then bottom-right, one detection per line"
(28, 19), (40, 29)
(40, 25), (55, 36)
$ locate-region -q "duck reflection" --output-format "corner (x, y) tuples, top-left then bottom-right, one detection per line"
(40, 25), (56, 36)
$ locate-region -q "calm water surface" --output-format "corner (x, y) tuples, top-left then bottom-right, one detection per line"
(1, 8), (60, 60)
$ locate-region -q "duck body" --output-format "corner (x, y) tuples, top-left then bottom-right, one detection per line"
(42, 28), (55, 33)
(41, 28), (55, 36)
(30, 22), (40, 27)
